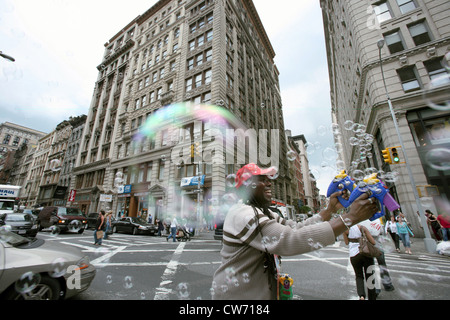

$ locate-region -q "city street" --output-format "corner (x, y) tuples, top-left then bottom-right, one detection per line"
(36, 229), (450, 301)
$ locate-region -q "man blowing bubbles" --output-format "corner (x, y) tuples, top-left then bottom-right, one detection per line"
(212, 163), (378, 300)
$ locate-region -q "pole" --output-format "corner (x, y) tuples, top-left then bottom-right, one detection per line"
(0, 51), (15, 62)
(378, 44), (436, 253)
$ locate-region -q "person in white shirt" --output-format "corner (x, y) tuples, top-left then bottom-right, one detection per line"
(167, 217), (178, 242)
(385, 215), (400, 252)
(344, 224), (377, 300)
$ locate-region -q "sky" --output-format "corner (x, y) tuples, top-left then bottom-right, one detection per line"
(0, 0), (337, 196)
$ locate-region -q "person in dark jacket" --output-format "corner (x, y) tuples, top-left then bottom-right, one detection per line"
(156, 218), (164, 236)
(94, 210), (106, 245)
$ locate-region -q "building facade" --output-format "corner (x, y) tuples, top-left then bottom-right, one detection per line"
(321, 0), (450, 236)
(72, 0), (289, 223)
(0, 122), (46, 184)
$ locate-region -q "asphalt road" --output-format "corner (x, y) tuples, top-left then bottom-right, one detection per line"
(36, 229), (450, 301)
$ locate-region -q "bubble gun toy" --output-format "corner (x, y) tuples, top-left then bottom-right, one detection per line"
(278, 274), (294, 300)
(326, 170), (356, 207)
(348, 173), (400, 221)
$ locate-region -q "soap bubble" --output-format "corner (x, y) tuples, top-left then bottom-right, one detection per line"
(286, 150), (297, 162)
(50, 258), (67, 278)
(49, 159), (62, 172)
(425, 148), (450, 171)
(176, 282), (190, 299)
(123, 276), (133, 289)
(349, 137), (360, 146)
(344, 120), (355, 131)
(423, 74), (450, 111)
(443, 51), (450, 71)
(15, 272), (41, 294)
(352, 170), (365, 181)
(68, 220), (82, 232)
(226, 174), (236, 187)
(323, 147), (338, 161)
(267, 167), (279, 180)
(49, 225), (61, 236)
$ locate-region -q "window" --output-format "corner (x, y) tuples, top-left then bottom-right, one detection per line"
(186, 78), (193, 92)
(186, 68), (211, 91)
(189, 40), (195, 51)
(206, 30), (213, 42)
(397, 66), (421, 92)
(424, 57), (450, 83)
(3, 134), (11, 145)
(408, 21), (431, 46)
(396, 0), (416, 14)
(373, 2), (392, 23)
(197, 35), (204, 47)
(146, 162), (153, 182)
(187, 58), (194, 70)
(157, 87), (162, 100)
(12, 136), (20, 147)
(195, 74), (202, 87)
(384, 30), (405, 54)
(138, 164), (145, 183)
(158, 160), (165, 180)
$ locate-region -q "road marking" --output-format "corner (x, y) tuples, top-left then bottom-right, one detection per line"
(91, 246), (127, 265)
(154, 242), (186, 300)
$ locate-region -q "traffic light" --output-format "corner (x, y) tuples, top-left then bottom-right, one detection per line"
(191, 142), (201, 159)
(382, 148), (392, 164)
(390, 146), (401, 164)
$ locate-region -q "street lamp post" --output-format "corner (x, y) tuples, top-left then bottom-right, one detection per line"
(377, 39), (436, 253)
(0, 51), (15, 62)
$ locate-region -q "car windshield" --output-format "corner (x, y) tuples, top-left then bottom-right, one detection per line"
(130, 217), (147, 224)
(58, 208), (84, 216)
(0, 201), (14, 210)
(5, 214), (33, 222)
(0, 228), (31, 246)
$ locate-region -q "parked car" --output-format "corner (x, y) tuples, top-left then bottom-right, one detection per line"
(0, 212), (38, 238)
(37, 207), (87, 234)
(22, 208), (40, 219)
(112, 217), (157, 235)
(0, 228), (96, 300)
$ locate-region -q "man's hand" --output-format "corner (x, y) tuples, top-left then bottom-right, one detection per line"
(320, 190), (350, 221)
(345, 192), (379, 225)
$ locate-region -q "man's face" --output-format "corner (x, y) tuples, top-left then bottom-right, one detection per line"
(251, 175), (272, 206)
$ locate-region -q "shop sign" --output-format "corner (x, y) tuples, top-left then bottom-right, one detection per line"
(118, 184), (132, 194)
(180, 175), (205, 187)
(100, 194), (113, 202)
(68, 189), (76, 202)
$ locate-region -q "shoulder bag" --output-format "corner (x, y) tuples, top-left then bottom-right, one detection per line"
(359, 226), (382, 258)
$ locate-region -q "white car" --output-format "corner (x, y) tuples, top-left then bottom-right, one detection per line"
(0, 228), (96, 300)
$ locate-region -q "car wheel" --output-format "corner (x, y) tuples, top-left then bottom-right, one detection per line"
(4, 275), (61, 300)
(77, 228), (84, 234)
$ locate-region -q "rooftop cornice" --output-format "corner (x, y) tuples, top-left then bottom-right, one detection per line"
(240, 0), (275, 60)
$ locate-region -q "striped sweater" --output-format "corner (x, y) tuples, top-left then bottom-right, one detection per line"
(212, 201), (336, 300)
